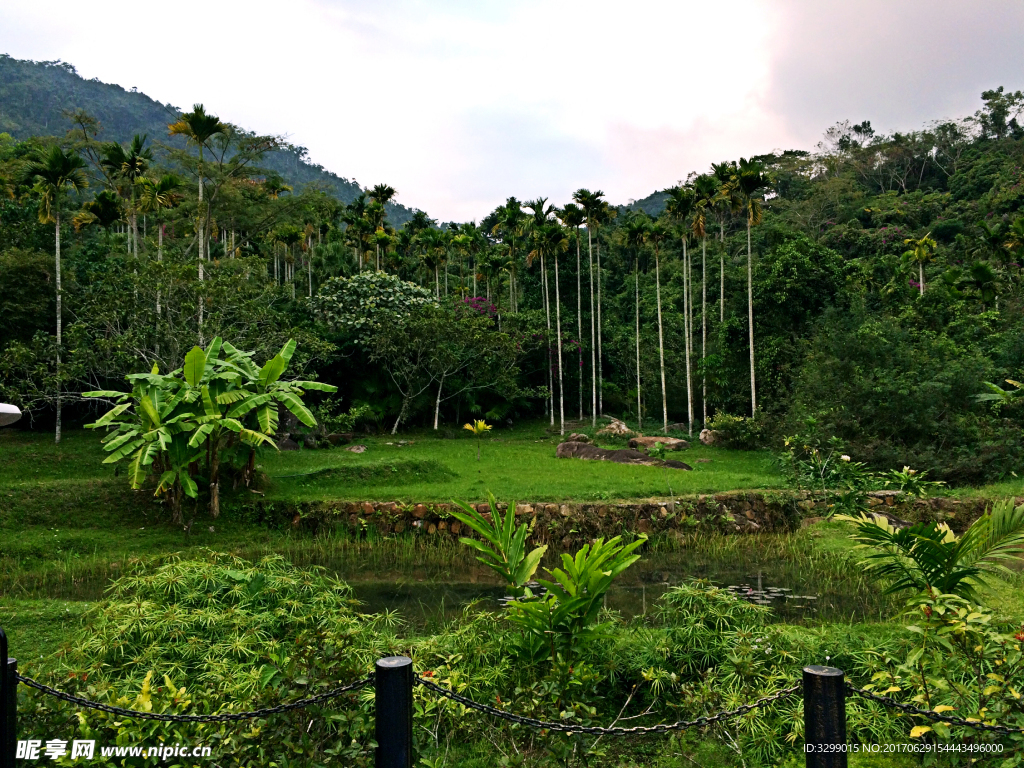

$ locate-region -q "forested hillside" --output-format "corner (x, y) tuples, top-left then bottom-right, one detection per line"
(1, 79), (1023, 485)
(0, 54), (417, 225)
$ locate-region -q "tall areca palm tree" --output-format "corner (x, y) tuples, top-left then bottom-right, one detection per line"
(727, 158), (771, 415)
(664, 186), (696, 434)
(692, 173), (718, 428)
(21, 146), (88, 444)
(169, 105), (227, 341)
(573, 189), (606, 426)
(647, 220), (670, 433)
(559, 203), (587, 421)
(491, 198), (526, 312)
(533, 224), (570, 434)
(903, 232), (937, 295)
(711, 161), (734, 322)
(525, 198), (556, 423)
(619, 213), (651, 431)
(101, 134), (152, 257)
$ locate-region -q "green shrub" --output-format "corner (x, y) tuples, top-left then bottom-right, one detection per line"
(707, 412), (771, 449)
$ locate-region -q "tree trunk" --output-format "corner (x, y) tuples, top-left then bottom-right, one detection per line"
(683, 239), (693, 436)
(54, 213), (62, 445)
(555, 250), (565, 435)
(701, 236), (707, 428)
(392, 396), (409, 435)
(747, 218), (757, 415)
(919, 262), (925, 295)
(156, 224), (163, 357)
(634, 261), (641, 432)
(720, 220), (725, 323)
(542, 252), (553, 425)
(597, 243), (604, 417)
(433, 374), (445, 429)
(576, 232), (583, 421)
(588, 227), (597, 428)
(197, 166), (204, 345)
(308, 236), (313, 297)
(655, 248), (667, 434)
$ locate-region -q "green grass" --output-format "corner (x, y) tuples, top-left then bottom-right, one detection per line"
(260, 422), (784, 503)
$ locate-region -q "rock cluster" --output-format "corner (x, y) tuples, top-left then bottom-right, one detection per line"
(596, 418), (635, 437)
(628, 436), (689, 452)
(699, 429), (719, 446)
(556, 440), (692, 470)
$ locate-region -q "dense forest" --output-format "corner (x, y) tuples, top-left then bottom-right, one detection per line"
(1, 67), (1023, 485)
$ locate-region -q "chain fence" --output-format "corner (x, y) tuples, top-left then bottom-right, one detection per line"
(846, 684), (1024, 737)
(14, 669), (1024, 738)
(416, 677), (800, 735)
(15, 672), (373, 723)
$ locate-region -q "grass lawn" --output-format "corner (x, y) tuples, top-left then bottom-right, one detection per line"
(261, 420), (784, 502)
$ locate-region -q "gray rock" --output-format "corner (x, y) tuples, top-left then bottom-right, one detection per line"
(556, 441), (691, 470)
(277, 437), (299, 451)
(345, 444), (367, 453)
(699, 429), (720, 446)
(629, 436), (689, 451)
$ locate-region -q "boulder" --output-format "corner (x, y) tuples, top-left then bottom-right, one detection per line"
(561, 432), (592, 444)
(667, 422), (687, 432)
(276, 436), (299, 451)
(345, 444), (367, 453)
(628, 436), (689, 452)
(596, 418), (635, 437)
(699, 429), (720, 446)
(556, 441), (691, 470)
(302, 434), (318, 449)
(327, 432), (354, 446)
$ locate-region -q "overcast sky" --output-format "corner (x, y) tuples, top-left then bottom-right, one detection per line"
(2, 1), (1022, 221)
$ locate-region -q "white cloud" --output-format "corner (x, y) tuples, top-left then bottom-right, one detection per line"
(1, 0), (1021, 220)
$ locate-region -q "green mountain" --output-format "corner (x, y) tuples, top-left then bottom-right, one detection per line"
(0, 54), (418, 225)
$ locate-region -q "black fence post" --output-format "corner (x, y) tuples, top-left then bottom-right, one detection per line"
(803, 665), (847, 768)
(0, 626), (16, 768)
(376, 656), (413, 768)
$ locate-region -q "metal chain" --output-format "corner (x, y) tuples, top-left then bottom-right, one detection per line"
(16, 673), (373, 723)
(417, 677), (799, 736)
(847, 684), (1024, 736)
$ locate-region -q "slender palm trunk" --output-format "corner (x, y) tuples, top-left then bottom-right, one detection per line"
(701, 236), (707, 428)
(433, 374), (445, 429)
(597, 242), (604, 417)
(719, 220), (725, 323)
(308, 236), (313, 297)
(555, 251), (565, 435)
(54, 213), (62, 445)
(747, 218), (757, 415)
(919, 262), (925, 295)
(575, 233), (583, 421)
(436, 265), (440, 298)
(542, 253), (553, 425)
(587, 227), (596, 428)
(655, 247), (667, 433)
(683, 239), (693, 436)
(156, 223), (163, 356)
(634, 260), (641, 432)
(198, 172), (204, 344)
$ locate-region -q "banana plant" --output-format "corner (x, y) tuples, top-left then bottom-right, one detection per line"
(86, 337), (335, 521)
(451, 493), (547, 597)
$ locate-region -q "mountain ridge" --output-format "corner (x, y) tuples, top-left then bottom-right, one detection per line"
(0, 53), (418, 225)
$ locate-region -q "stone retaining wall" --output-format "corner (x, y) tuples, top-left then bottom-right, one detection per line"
(256, 491), (1017, 547)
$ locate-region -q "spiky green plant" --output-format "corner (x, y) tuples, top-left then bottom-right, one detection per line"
(838, 499), (1024, 600)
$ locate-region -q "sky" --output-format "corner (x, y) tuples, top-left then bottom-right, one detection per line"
(2, 1), (1023, 221)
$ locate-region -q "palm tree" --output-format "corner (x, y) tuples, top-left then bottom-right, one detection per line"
(369, 184), (396, 268)
(559, 203), (587, 421)
(619, 213), (651, 431)
(534, 224), (570, 434)
(692, 173), (718, 428)
(647, 220), (670, 433)
(573, 189), (606, 427)
(100, 134), (152, 257)
(491, 198), (526, 312)
(138, 174), (183, 354)
(839, 499), (1024, 601)
(727, 158), (771, 415)
(168, 105), (227, 341)
(903, 232), (938, 295)
(525, 198), (556, 423)
(664, 187), (696, 434)
(711, 162), (734, 322)
(21, 146), (88, 444)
